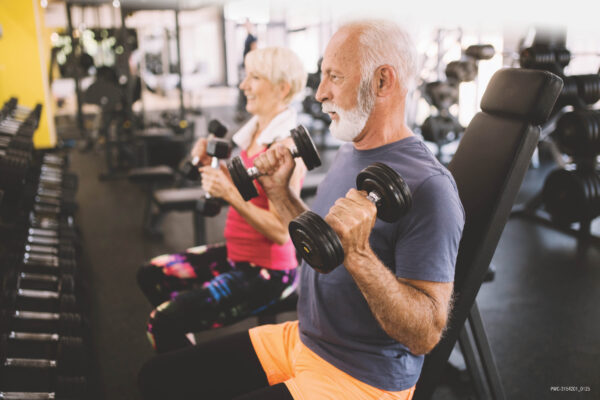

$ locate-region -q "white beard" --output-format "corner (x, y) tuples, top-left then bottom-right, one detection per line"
(321, 84), (374, 142)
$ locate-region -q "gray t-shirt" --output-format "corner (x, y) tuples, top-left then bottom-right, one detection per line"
(297, 136), (465, 391)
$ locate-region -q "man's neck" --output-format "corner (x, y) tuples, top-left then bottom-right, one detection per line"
(352, 106), (413, 150)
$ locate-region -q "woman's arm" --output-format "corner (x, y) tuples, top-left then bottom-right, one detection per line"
(200, 138), (306, 245)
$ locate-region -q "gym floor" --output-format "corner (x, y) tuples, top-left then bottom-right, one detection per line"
(63, 113), (600, 400)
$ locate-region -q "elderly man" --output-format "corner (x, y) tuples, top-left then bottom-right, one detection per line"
(138, 19), (464, 400)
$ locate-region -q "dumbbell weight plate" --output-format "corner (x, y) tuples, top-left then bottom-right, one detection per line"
(289, 211), (345, 272)
(196, 197), (222, 217)
(356, 163), (412, 223)
(291, 125), (321, 170)
(228, 157), (258, 201)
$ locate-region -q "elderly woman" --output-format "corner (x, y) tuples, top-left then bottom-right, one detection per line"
(136, 47), (307, 353)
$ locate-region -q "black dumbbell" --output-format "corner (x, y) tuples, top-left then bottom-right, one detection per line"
(4, 269), (75, 294)
(42, 153), (68, 168)
(28, 212), (75, 231)
(464, 44), (495, 60)
(3, 289), (78, 313)
(228, 125), (321, 201)
(0, 351), (87, 393)
(289, 163), (412, 273)
(1, 309), (84, 337)
(0, 376), (87, 399)
(182, 119), (228, 180)
(21, 251), (77, 275)
(197, 137), (232, 216)
(1, 332), (86, 369)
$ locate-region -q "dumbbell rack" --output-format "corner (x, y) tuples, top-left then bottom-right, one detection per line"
(0, 98), (91, 399)
(511, 40), (600, 245)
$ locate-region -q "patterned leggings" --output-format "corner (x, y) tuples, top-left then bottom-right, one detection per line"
(137, 243), (297, 353)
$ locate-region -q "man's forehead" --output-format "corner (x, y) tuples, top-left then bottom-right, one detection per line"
(322, 28), (360, 72)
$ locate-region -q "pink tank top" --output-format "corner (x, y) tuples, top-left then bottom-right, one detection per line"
(224, 148), (298, 270)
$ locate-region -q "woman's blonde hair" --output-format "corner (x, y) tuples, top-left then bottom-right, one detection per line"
(245, 47), (307, 104)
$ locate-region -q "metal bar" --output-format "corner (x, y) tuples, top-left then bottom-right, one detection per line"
(174, 10), (185, 121)
(65, 3), (85, 138)
(468, 303), (506, 400)
(458, 322), (491, 399)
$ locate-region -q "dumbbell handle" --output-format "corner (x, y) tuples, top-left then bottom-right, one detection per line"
(366, 191), (381, 204)
(24, 253), (59, 266)
(17, 288), (60, 300)
(204, 156), (221, 200)
(0, 391), (57, 399)
(188, 129), (222, 170)
(25, 245), (58, 255)
(28, 228), (58, 238)
(8, 331), (60, 342)
(27, 235), (60, 246)
(13, 310), (60, 321)
(18, 272), (59, 283)
(246, 145), (301, 179)
(3, 358), (57, 368)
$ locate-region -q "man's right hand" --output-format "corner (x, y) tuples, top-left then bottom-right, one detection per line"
(254, 143), (296, 198)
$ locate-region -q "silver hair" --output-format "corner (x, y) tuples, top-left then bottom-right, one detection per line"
(245, 47), (307, 105)
(341, 19), (418, 108)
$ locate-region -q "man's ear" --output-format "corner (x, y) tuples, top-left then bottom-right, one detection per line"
(375, 65), (397, 96)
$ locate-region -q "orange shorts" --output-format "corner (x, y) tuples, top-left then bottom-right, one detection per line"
(249, 320), (415, 400)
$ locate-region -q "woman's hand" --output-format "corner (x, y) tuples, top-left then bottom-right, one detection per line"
(190, 138), (213, 166)
(199, 164), (239, 203)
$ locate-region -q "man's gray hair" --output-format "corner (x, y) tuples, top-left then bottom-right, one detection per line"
(341, 19), (418, 107)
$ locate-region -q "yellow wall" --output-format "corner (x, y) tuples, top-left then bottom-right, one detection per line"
(0, 0), (56, 148)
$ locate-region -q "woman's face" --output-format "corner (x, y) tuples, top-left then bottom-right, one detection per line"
(239, 67), (284, 116)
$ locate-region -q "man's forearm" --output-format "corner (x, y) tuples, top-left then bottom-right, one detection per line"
(268, 187), (309, 226)
(345, 250), (447, 355)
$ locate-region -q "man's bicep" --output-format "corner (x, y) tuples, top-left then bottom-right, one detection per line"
(394, 174), (464, 282)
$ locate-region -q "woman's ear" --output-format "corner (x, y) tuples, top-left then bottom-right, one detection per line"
(278, 81), (292, 101)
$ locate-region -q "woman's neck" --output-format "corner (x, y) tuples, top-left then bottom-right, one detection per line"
(255, 104), (287, 134)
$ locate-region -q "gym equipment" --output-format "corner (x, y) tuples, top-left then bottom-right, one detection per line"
(0, 376), (86, 399)
(0, 353), (85, 392)
(196, 137), (231, 216)
(3, 290), (78, 314)
(3, 270), (75, 294)
(554, 110), (600, 158)
(542, 168), (600, 225)
(0, 98), (89, 398)
(289, 163), (411, 272)
(512, 28), (600, 243)
(414, 68), (562, 400)
(128, 119), (228, 234)
(181, 119), (228, 181)
(1, 310), (84, 337)
(419, 44), (494, 160)
(228, 125), (321, 201)
(1, 333), (85, 369)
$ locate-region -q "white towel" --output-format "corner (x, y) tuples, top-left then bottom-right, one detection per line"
(232, 108), (298, 150)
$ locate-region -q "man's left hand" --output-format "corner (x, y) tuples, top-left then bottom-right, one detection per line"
(324, 189), (377, 259)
